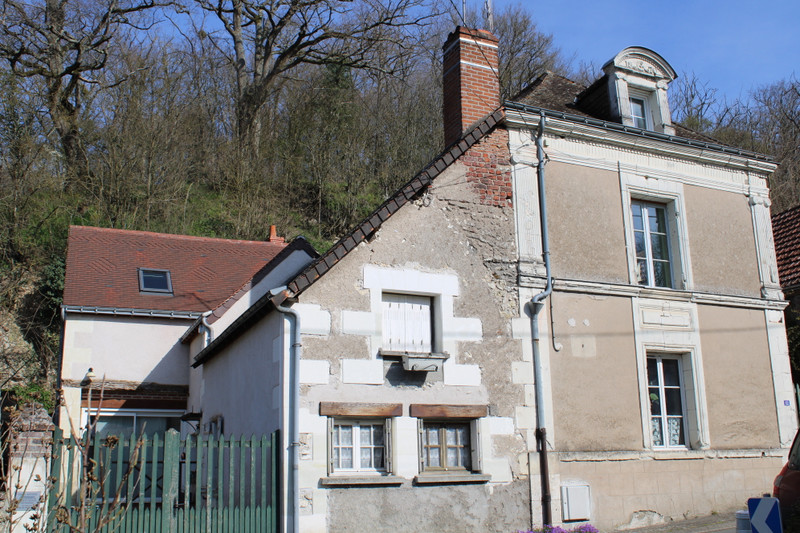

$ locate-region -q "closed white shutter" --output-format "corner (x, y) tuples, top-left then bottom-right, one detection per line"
(382, 293), (432, 352)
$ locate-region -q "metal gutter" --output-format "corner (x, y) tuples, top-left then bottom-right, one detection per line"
(504, 101), (774, 163)
(62, 305), (201, 320)
(528, 112), (553, 527)
(270, 288), (301, 533)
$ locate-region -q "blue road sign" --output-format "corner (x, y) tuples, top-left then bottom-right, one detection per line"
(748, 497), (783, 533)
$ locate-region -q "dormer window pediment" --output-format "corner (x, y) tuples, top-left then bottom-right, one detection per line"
(602, 47), (677, 135)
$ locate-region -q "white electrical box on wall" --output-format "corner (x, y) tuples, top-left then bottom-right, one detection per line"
(561, 484), (591, 521)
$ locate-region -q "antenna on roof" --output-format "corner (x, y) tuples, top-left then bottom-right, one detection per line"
(483, 0), (494, 32)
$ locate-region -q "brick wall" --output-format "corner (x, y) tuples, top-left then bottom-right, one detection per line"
(8, 405), (54, 460)
(442, 27), (500, 147)
(462, 128), (513, 207)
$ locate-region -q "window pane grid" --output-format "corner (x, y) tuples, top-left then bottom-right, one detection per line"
(332, 421), (386, 473)
(422, 422), (471, 471)
(632, 201), (673, 288)
(630, 97), (648, 129)
(647, 356), (686, 448)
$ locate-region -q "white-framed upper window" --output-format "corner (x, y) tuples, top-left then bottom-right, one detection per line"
(382, 293), (433, 353)
(630, 97), (649, 129)
(631, 200), (674, 288)
(647, 355), (688, 449)
(329, 419), (390, 474)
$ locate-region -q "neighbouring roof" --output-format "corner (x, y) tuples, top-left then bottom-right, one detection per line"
(773, 204), (800, 291)
(63, 226), (291, 313)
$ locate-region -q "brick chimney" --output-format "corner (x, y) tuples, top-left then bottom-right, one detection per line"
(442, 26), (500, 147)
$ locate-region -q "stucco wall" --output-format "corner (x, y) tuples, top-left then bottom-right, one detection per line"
(545, 162), (629, 284)
(557, 453), (785, 530)
(684, 185), (761, 297)
(200, 312), (285, 436)
(698, 305), (780, 448)
(61, 314), (192, 384)
(548, 292), (642, 451)
(327, 481), (530, 532)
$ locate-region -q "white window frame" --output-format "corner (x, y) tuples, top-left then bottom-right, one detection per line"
(620, 177), (692, 291)
(328, 418), (391, 475)
(629, 96), (650, 130)
(635, 343), (709, 450)
(631, 200), (674, 288)
(646, 354), (689, 449)
(381, 293), (435, 354)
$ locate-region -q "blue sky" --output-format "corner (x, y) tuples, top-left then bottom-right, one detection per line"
(490, 0), (799, 102)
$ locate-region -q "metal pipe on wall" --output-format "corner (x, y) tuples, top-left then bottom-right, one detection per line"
(528, 111), (553, 526)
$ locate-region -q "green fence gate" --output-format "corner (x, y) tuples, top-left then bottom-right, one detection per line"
(47, 428), (280, 533)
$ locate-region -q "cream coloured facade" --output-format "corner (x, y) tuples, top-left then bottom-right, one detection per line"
(506, 104), (794, 528)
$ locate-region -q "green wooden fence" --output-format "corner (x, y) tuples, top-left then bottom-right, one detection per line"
(47, 428), (280, 533)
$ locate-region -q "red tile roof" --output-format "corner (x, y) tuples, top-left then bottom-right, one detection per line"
(63, 226), (289, 313)
(773, 204), (800, 291)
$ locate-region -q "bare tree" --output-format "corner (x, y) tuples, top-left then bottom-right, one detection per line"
(669, 71), (719, 133)
(187, 0), (441, 151)
(0, 0), (170, 188)
(459, 4), (570, 101)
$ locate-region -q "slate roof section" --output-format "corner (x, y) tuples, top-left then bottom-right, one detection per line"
(772, 204), (800, 291)
(514, 71), (589, 116)
(64, 226), (289, 313)
(284, 108), (506, 297)
(514, 72), (761, 149)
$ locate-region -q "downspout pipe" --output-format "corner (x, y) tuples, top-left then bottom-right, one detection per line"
(528, 112), (553, 527)
(200, 310), (214, 347)
(271, 288), (301, 533)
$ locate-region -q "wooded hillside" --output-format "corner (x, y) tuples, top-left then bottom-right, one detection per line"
(0, 0), (797, 404)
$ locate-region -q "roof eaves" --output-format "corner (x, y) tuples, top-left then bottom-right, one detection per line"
(284, 108), (505, 297)
(191, 290), (277, 367)
(62, 305), (202, 320)
(504, 101), (774, 163)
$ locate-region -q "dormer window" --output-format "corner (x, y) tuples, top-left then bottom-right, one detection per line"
(139, 268), (172, 294)
(601, 47), (676, 135)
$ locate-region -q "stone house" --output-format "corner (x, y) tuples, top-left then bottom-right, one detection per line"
(57, 26), (795, 532)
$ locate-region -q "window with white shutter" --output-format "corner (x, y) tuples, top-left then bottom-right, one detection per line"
(382, 293), (433, 353)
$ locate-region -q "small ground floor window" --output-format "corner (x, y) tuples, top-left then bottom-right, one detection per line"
(420, 421), (472, 471)
(647, 355), (687, 448)
(330, 419), (389, 473)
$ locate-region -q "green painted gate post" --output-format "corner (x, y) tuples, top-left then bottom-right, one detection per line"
(161, 429), (180, 531)
(47, 428), (64, 531)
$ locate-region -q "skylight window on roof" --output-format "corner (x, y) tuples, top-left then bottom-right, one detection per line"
(139, 269), (173, 294)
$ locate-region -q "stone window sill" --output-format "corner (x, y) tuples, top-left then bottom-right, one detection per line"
(414, 473), (491, 485)
(320, 475), (404, 487)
